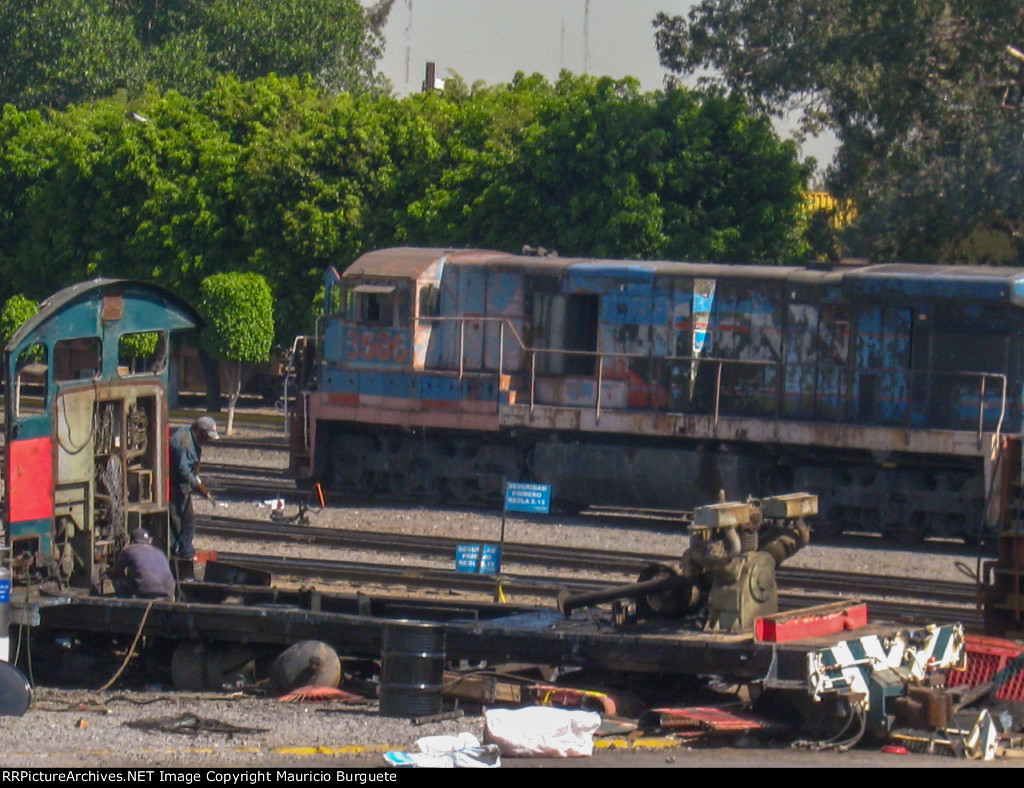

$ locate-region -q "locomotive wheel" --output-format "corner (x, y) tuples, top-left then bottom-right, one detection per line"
(959, 526), (983, 548)
(556, 499), (586, 516)
(883, 526), (928, 545)
(449, 479), (477, 505)
(360, 472), (379, 498)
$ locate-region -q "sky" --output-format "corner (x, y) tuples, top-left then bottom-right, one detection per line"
(364, 1), (838, 170)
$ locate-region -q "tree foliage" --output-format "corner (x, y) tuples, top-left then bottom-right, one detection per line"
(199, 272), (274, 364)
(398, 73), (811, 262)
(0, 0), (384, 110)
(119, 331), (160, 361)
(0, 74), (813, 345)
(198, 271), (274, 434)
(653, 0), (1024, 263)
(0, 295), (37, 347)
(0, 0), (141, 109)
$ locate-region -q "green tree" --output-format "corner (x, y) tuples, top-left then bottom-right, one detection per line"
(653, 0), (1024, 263)
(0, 0), (385, 111)
(0, 295), (37, 347)
(0, 77), (386, 343)
(198, 272), (274, 435)
(401, 73), (811, 262)
(0, 0), (141, 109)
(0, 72), (814, 352)
(118, 331), (161, 373)
(197, 76), (397, 341)
(194, 0), (387, 94)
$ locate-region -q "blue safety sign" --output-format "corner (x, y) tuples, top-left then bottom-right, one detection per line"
(456, 543), (501, 574)
(505, 481), (551, 514)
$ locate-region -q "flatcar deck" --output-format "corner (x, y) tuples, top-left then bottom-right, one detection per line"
(13, 583), (961, 689)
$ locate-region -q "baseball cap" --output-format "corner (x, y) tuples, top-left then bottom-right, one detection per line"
(195, 416), (220, 440)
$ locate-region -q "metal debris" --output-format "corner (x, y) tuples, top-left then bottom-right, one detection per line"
(124, 713), (268, 736)
(638, 704), (782, 734)
(412, 709), (465, 726)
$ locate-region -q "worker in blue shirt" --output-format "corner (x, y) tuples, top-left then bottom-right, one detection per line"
(111, 529), (175, 599)
(169, 416), (219, 565)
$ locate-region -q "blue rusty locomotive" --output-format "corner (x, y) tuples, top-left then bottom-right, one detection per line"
(291, 247), (1024, 544)
(4, 280), (202, 590)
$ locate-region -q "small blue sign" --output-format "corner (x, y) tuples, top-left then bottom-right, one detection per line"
(456, 543), (501, 574)
(505, 482), (551, 514)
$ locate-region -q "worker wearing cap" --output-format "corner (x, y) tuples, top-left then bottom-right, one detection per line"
(111, 529), (175, 599)
(169, 416), (219, 561)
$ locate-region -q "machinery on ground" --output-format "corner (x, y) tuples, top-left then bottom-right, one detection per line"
(557, 492), (816, 632)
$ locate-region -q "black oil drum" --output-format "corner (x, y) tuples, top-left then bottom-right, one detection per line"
(378, 621), (446, 718)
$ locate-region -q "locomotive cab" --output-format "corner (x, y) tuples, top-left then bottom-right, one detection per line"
(3, 281), (202, 593)
(325, 271), (416, 369)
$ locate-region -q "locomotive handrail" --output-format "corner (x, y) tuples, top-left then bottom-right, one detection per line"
(283, 333), (316, 444)
(413, 315), (527, 382)
(416, 316), (1009, 441)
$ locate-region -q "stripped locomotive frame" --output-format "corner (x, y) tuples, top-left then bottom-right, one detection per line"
(292, 247), (1024, 545)
(3, 280), (202, 591)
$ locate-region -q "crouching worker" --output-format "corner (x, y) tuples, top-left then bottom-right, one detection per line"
(111, 529), (176, 600)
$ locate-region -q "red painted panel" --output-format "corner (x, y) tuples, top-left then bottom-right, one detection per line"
(7, 437), (54, 522)
(755, 602), (868, 643)
(945, 635), (1024, 702)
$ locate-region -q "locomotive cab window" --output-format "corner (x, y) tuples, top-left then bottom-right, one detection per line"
(53, 337), (101, 382)
(326, 279), (344, 316)
(118, 331), (167, 376)
(351, 284), (397, 326)
(13, 342), (48, 418)
(418, 284), (440, 319)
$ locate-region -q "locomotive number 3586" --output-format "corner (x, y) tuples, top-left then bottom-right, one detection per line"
(344, 329), (409, 363)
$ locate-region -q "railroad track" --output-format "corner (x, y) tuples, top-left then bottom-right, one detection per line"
(196, 513), (981, 619)
(201, 462), (293, 480)
(206, 437), (289, 452)
(205, 548), (981, 632)
(200, 461), (1002, 557)
(195, 435), (988, 633)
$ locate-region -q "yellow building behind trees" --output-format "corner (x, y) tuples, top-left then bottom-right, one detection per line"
(806, 191), (856, 229)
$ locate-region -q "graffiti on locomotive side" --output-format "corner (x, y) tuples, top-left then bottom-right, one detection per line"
(343, 328), (410, 364)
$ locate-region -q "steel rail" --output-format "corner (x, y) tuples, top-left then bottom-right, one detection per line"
(208, 550), (979, 631)
(198, 514), (978, 607)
